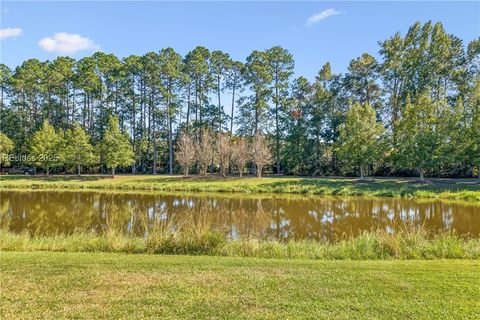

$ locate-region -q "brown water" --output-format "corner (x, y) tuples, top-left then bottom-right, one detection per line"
(1, 190), (479, 241)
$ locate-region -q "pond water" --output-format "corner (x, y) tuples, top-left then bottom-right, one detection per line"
(1, 190), (479, 242)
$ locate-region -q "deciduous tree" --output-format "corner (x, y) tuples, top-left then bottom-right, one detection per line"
(232, 137), (249, 177)
(0, 132), (14, 168)
(100, 115), (134, 177)
(251, 133), (272, 178)
(216, 132), (232, 177)
(337, 102), (385, 179)
(64, 123), (97, 175)
(196, 128), (213, 176)
(29, 119), (62, 174)
(176, 131), (196, 176)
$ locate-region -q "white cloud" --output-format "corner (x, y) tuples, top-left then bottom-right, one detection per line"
(0, 28), (23, 39)
(38, 32), (100, 54)
(306, 9), (341, 27)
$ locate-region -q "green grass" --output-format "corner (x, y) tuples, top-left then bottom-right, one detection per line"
(1, 251), (479, 319)
(1, 175), (479, 200)
(2, 228), (479, 260)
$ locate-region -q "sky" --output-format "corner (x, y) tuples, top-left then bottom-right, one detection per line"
(1, 1), (479, 81)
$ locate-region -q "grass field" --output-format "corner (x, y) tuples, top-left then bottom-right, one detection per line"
(1, 251), (479, 319)
(1, 175), (479, 200)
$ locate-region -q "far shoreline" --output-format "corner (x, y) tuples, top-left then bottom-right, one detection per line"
(1, 175), (479, 201)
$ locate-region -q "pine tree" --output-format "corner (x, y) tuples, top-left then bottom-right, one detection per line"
(266, 46), (294, 174)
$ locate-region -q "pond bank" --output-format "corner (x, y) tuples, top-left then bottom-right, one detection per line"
(1, 175), (479, 201)
(2, 228), (479, 260)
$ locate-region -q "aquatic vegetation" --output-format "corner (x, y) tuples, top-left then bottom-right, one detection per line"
(2, 227), (478, 260)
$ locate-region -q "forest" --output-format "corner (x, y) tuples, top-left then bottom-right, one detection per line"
(0, 21), (479, 179)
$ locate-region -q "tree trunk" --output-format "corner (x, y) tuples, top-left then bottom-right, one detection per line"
(221, 165), (226, 178)
(419, 167), (424, 181)
(131, 78), (136, 174)
(168, 115), (173, 174)
(77, 164), (81, 176)
(230, 78), (236, 136)
(254, 92), (259, 134)
(168, 91), (173, 175)
(360, 166), (364, 179)
(217, 75), (222, 131)
(256, 165), (262, 178)
(186, 85), (191, 126)
(112, 167), (115, 178)
(153, 139), (157, 175)
(199, 80), (203, 124)
(239, 167), (243, 177)
(195, 81), (198, 123)
(152, 94), (157, 175)
(275, 85), (280, 175)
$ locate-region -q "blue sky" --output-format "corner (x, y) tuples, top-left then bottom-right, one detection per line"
(1, 1), (479, 80)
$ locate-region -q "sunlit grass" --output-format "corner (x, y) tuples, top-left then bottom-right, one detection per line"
(1, 251), (479, 319)
(1, 175), (479, 200)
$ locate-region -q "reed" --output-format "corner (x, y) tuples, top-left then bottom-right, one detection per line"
(2, 226), (478, 260)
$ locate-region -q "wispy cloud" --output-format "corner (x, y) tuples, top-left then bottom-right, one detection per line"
(38, 32), (100, 54)
(306, 9), (341, 27)
(0, 27), (23, 39)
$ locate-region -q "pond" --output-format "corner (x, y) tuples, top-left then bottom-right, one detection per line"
(1, 190), (479, 242)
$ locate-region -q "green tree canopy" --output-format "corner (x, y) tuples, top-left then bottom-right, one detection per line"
(0, 132), (14, 168)
(29, 120), (62, 174)
(337, 102), (385, 178)
(64, 123), (98, 175)
(100, 116), (134, 176)
(396, 94), (439, 180)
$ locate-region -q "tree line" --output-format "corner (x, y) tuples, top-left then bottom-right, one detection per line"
(0, 21), (479, 179)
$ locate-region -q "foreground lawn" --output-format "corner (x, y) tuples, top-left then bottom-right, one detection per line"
(0, 252), (479, 319)
(1, 175), (479, 200)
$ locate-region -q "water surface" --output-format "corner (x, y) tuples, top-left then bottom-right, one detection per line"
(1, 190), (479, 241)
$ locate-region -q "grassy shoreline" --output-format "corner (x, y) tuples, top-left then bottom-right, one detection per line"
(1, 251), (479, 319)
(2, 229), (479, 260)
(1, 175), (479, 201)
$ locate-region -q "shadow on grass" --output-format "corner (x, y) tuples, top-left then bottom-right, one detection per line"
(0, 175), (111, 182)
(259, 177), (480, 193)
(128, 175), (256, 184)
(1, 174), (479, 194)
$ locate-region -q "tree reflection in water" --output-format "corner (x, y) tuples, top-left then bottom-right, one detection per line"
(1, 191), (478, 242)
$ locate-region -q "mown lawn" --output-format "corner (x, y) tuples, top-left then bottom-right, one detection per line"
(1, 175), (479, 200)
(1, 252), (479, 319)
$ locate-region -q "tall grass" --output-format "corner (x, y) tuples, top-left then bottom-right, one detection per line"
(1, 227), (478, 260)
